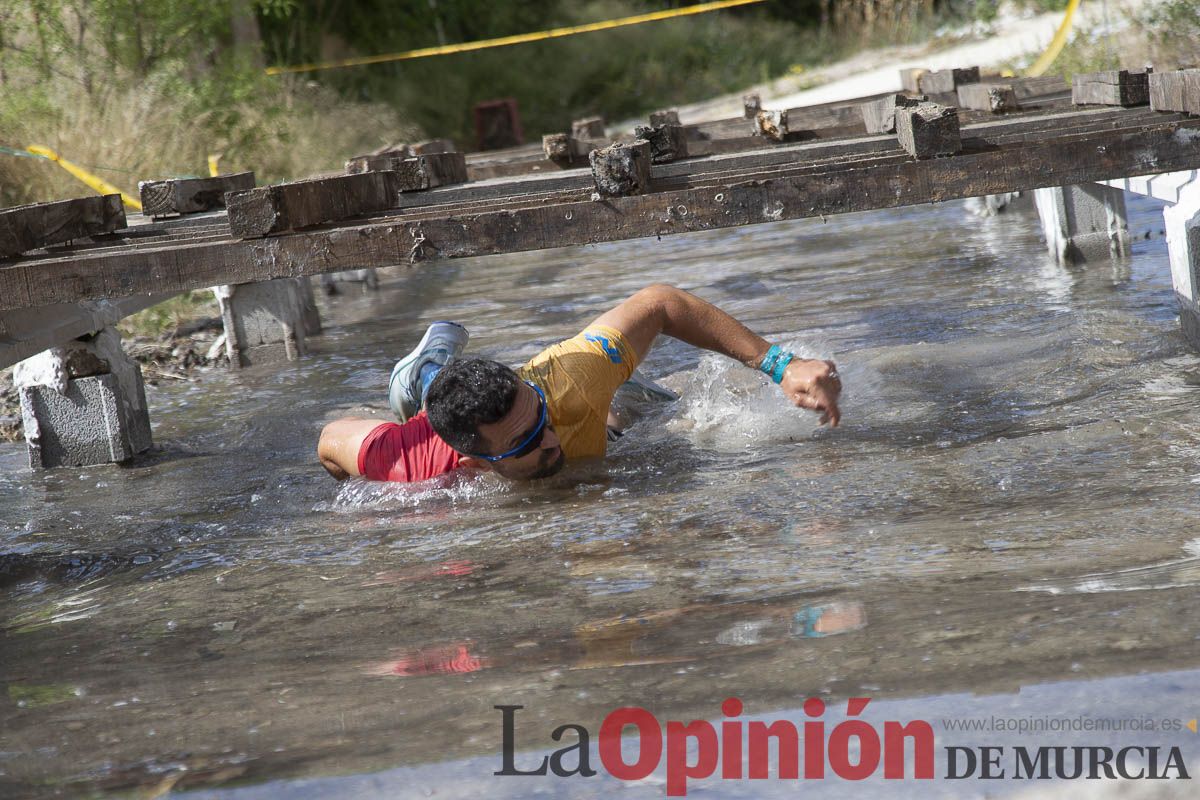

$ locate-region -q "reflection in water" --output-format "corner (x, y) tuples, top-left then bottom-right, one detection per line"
(3, 196), (1200, 797)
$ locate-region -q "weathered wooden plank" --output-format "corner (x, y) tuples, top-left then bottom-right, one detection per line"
(572, 117), (605, 139)
(900, 68), (925, 94)
(226, 172), (404, 238)
(1009, 75), (1070, 101)
(7, 118), (1200, 310)
(957, 83), (1020, 113)
(1072, 69), (1151, 107)
(138, 172), (255, 218)
(0, 195), (126, 259)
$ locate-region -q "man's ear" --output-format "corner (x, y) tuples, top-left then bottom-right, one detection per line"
(459, 456), (492, 472)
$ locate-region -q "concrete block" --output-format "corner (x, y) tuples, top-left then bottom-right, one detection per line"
(14, 327), (152, 470)
(214, 278), (309, 368)
(319, 268), (380, 294)
(296, 275), (323, 335)
(589, 141), (652, 197)
(1034, 184), (1131, 264)
(1162, 178), (1200, 348)
(896, 103), (961, 159)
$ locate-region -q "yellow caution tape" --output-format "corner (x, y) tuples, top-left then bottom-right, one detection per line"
(25, 145), (142, 211)
(1026, 0), (1081, 78)
(266, 0), (767, 75)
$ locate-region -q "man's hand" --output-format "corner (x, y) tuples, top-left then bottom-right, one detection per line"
(780, 358), (841, 427)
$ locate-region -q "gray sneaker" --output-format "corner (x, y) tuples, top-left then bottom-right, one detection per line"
(388, 321), (469, 421)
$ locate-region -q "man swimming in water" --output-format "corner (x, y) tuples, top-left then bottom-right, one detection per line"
(317, 283), (841, 482)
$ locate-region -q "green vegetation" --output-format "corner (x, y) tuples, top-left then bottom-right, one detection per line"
(1, 0), (954, 208)
(7, 683), (78, 707)
(117, 291), (220, 340)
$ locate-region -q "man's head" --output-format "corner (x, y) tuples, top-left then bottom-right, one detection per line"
(425, 359), (565, 480)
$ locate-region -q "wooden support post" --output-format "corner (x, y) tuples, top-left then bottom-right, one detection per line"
(895, 103), (961, 159)
(1072, 69), (1151, 107)
(919, 66), (980, 96)
(572, 117), (606, 139)
(138, 172), (255, 218)
(743, 94), (761, 119)
(0, 195), (125, 259)
(755, 109), (788, 142)
(957, 83), (1020, 113)
(633, 124), (689, 163)
(589, 140), (652, 197)
(861, 94), (925, 135)
(1034, 184), (1130, 264)
(649, 109), (681, 126)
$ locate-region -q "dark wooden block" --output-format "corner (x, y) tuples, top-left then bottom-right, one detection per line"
(649, 109), (680, 126)
(1149, 71), (1185, 112)
(571, 117), (605, 139)
(861, 94), (925, 134)
(919, 67), (980, 95)
(1072, 69), (1150, 107)
(755, 109), (788, 142)
(226, 172), (403, 238)
(542, 133), (571, 166)
(138, 172), (255, 218)
(899, 68), (926, 95)
(633, 123), (689, 163)
(0, 195), (125, 259)
(344, 152), (466, 191)
(743, 94), (761, 119)
(589, 140), (651, 197)
(1009, 75), (1070, 100)
(411, 138), (457, 155)
(957, 83), (1020, 113)
(896, 103), (961, 159)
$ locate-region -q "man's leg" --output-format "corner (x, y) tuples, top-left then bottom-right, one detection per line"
(389, 322), (470, 421)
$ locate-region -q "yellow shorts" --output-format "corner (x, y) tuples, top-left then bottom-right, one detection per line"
(517, 324), (639, 460)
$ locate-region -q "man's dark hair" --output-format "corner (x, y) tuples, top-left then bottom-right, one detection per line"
(425, 358), (521, 454)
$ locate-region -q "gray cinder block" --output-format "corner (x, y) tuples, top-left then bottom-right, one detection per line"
(20, 372), (152, 470)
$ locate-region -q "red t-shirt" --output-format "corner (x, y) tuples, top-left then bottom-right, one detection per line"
(357, 412), (463, 483)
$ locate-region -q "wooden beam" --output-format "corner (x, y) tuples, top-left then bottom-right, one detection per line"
(896, 104), (961, 159)
(226, 171), (405, 238)
(138, 172), (256, 218)
(0, 195), (126, 259)
(5, 118), (1200, 310)
(919, 66), (980, 95)
(861, 94), (924, 134)
(1073, 69), (1151, 107)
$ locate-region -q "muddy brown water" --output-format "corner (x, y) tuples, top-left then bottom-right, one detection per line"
(2, 196), (1199, 798)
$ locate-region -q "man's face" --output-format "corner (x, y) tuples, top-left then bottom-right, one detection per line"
(475, 382), (565, 480)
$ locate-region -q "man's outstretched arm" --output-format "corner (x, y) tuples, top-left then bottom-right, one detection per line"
(589, 283), (842, 426)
